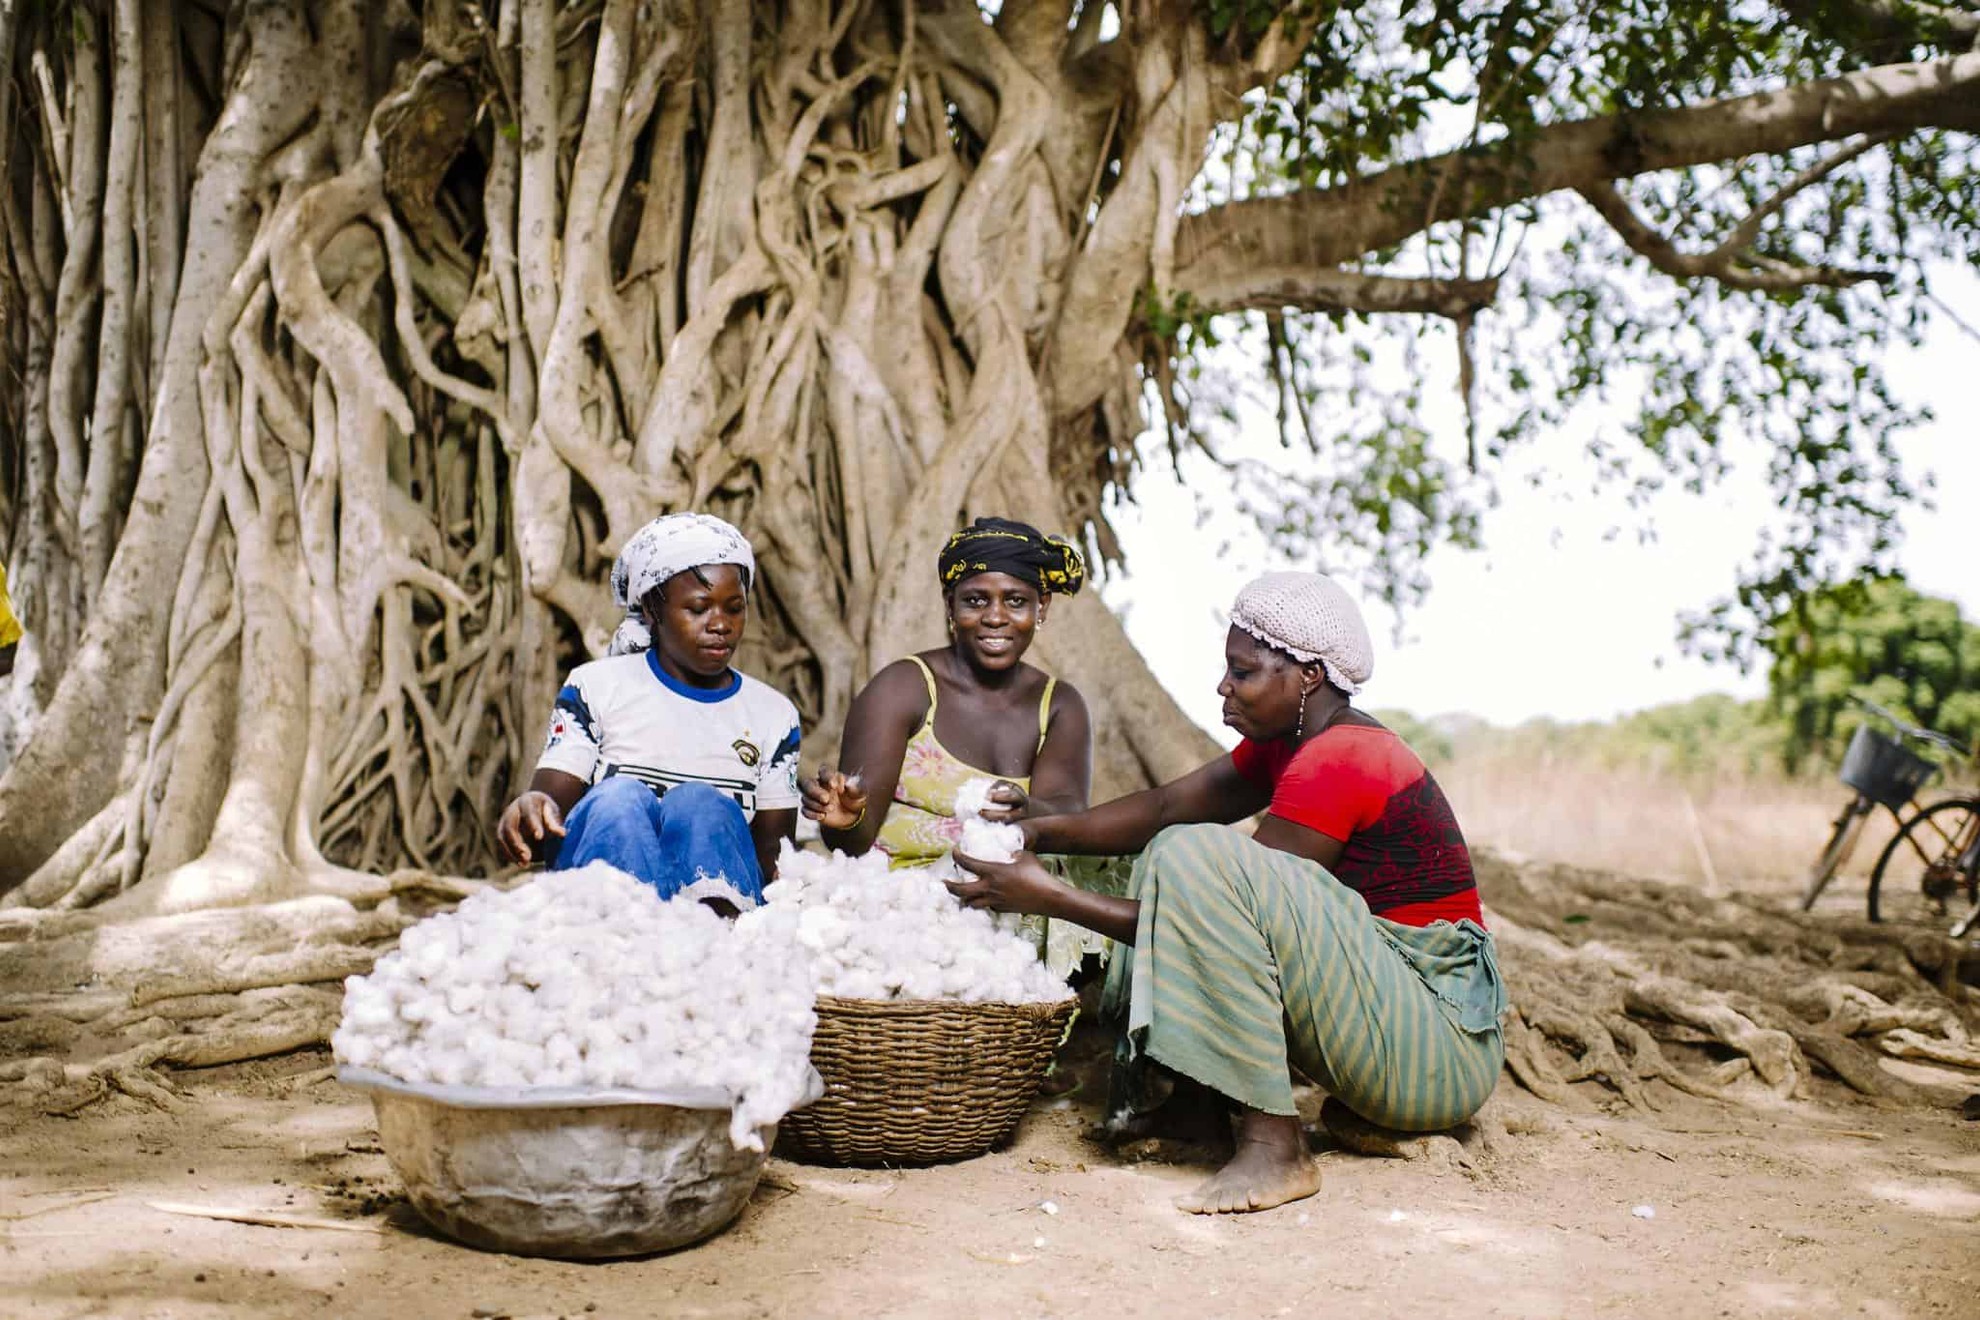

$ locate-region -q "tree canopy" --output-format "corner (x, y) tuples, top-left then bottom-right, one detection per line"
(1148, 0), (1978, 620)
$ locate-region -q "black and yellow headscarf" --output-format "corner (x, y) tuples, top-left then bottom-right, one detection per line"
(938, 517), (1086, 597)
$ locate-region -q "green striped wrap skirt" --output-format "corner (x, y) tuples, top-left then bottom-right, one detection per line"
(1100, 823), (1509, 1131)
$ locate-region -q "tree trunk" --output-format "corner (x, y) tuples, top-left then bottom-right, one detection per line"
(0, 0), (1227, 901)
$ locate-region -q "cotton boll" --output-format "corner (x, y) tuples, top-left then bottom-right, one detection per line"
(577, 1049), (618, 1088)
(397, 993), (439, 1025)
(533, 974), (578, 1013)
(834, 971), (888, 1000)
(394, 1052), (436, 1085)
(957, 817), (1022, 864)
(421, 1017), (470, 1055)
(377, 1044), (419, 1080)
(368, 950), (413, 988)
(481, 1056), (528, 1089)
(507, 1004), (556, 1048)
(331, 1026), (379, 1069)
(428, 1054), (470, 1088)
(953, 777), (998, 819)
(899, 970), (943, 1001)
(579, 1019), (620, 1061)
(396, 926), (435, 966)
(608, 1007), (648, 1047)
(543, 1029), (581, 1068)
(343, 993), (393, 1033)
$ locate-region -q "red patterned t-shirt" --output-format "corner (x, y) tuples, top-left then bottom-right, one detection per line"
(1230, 723), (1482, 927)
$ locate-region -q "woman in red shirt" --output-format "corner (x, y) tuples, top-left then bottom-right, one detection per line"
(951, 572), (1506, 1216)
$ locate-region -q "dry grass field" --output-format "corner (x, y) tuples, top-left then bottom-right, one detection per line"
(1436, 754), (1902, 907)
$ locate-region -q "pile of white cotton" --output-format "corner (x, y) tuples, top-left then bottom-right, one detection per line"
(742, 842), (1071, 1004)
(332, 863), (819, 1150)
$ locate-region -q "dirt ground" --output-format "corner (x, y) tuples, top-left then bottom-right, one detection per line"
(5, 1030), (1979, 1320)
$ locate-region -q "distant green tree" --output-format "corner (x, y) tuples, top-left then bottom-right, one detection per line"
(1370, 709), (1455, 766)
(1764, 577), (1980, 767)
(1606, 694), (1791, 779)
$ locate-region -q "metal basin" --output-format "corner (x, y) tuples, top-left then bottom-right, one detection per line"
(343, 1069), (772, 1259)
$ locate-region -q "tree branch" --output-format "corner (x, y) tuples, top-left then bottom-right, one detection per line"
(1777, 0), (1980, 55)
(1167, 265), (1501, 319)
(1720, 132), (1895, 252)
(1174, 52), (1980, 288)
(1578, 179), (1895, 291)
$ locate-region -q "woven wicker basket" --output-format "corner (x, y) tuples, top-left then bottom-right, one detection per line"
(777, 994), (1079, 1167)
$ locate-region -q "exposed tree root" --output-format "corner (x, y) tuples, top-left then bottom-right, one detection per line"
(0, 895), (403, 996)
(3, 972), (346, 1114)
(1481, 855), (1979, 1113)
(126, 946), (382, 1009)
(1880, 1030), (1980, 1071)
(0, 893), (398, 1112)
(0, 865), (496, 1112)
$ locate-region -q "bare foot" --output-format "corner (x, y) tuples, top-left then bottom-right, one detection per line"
(1174, 1111), (1321, 1215)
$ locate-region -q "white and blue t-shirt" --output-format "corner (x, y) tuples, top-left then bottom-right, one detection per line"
(535, 652), (802, 818)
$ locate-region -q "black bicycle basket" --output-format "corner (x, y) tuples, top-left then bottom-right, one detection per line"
(1839, 724), (1937, 810)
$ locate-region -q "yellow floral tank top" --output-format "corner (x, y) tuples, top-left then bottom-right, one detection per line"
(874, 656), (1055, 867)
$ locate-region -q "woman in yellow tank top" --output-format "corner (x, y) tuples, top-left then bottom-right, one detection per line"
(801, 518), (1093, 870)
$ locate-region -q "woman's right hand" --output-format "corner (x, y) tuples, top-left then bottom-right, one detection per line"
(497, 790), (566, 865)
(946, 850), (1065, 918)
(801, 768), (869, 831)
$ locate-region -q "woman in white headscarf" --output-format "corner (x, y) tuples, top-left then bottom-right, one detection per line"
(947, 571), (1506, 1217)
(495, 513), (802, 909)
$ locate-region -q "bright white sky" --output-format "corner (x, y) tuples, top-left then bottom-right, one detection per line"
(1104, 266), (1979, 743)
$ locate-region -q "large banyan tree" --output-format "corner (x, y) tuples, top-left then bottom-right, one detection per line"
(1, 1), (1977, 1109)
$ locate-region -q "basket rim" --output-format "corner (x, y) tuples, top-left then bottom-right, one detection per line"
(812, 993), (1078, 1014)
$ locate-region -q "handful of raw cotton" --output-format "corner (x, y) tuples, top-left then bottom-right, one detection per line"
(740, 839), (1070, 1005)
(951, 776), (1025, 865)
(332, 863), (819, 1149)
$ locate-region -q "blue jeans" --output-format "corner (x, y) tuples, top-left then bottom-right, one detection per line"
(552, 777), (765, 907)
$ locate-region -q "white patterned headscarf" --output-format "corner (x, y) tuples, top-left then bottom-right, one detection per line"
(1229, 571), (1374, 695)
(607, 513), (756, 656)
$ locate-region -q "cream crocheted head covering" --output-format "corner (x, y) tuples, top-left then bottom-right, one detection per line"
(1229, 571), (1374, 696)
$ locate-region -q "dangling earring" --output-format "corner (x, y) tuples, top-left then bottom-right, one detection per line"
(1295, 687), (1309, 740)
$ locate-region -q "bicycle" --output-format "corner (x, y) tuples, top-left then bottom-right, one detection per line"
(1798, 696), (1979, 939)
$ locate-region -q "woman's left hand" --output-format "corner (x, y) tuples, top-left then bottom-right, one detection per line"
(977, 779), (1029, 823)
(946, 850), (1062, 916)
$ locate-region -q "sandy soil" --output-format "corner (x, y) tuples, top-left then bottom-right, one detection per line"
(5, 1035), (1978, 1320)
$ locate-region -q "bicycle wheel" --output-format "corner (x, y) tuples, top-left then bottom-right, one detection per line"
(1867, 798), (1980, 928)
(1800, 798), (1871, 911)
